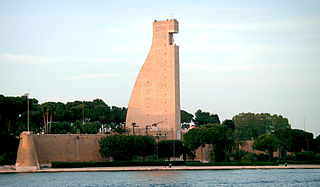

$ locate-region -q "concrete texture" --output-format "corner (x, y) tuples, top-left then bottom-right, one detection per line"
(32, 134), (108, 164)
(15, 132), (40, 172)
(15, 132), (109, 170)
(126, 19), (181, 140)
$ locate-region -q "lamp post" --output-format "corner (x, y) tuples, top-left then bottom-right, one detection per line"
(23, 93), (30, 132)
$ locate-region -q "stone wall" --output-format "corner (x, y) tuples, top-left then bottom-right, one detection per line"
(16, 132), (109, 168)
(33, 134), (108, 164)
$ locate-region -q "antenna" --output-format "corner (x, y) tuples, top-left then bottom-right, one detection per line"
(304, 117), (306, 131)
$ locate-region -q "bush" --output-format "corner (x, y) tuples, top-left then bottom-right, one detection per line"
(99, 135), (155, 161)
(284, 155), (295, 161)
(315, 153), (320, 160)
(186, 161), (278, 166)
(256, 154), (269, 161)
(295, 151), (315, 161)
(0, 134), (20, 165)
(232, 150), (247, 161)
(241, 153), (257, 163)
(209, 150), (215, 162)
(279, 160), (320, 165)
(52, 161), (187, 168)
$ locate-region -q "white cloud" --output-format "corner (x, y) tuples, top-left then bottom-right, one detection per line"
(181, 62), (285, 73)
(0, 54), (131, 66)
(184, 18), (320, 32)
(0, 54), (56, 65)
(65, 72), (136, 80)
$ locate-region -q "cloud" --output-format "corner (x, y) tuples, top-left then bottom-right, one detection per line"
(184, 18), (320, 32)
(181, 62), (285, 73)
(65, 72), (136, 80)
(0, 53), (131, 66)
(0, 54), (56, 65)
(68, 57), (130, 65)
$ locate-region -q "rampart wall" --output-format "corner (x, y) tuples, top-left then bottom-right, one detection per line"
(25, 133), (108, 165)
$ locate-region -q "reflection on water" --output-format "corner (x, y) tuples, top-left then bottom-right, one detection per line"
(134, 171), (182, 186)
(0, 169), (320, 186)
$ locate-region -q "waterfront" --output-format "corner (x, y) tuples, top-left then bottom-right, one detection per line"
(1, 169), (320, 186)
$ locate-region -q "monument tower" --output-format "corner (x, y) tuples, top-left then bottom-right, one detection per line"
(126, 19), (181, 140)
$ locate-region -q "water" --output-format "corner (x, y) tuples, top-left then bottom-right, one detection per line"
(1, 169), (320, 186)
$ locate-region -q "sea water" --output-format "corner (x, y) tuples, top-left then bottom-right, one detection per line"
(1, 169), (320, 186)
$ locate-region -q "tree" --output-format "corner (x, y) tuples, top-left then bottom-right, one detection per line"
(83, 121), (101, 134)
(181, 110), (193, 124)
(99, 135), (155, 161)
(193, 109), (220, 127)
(253, 134), (279, 160)
(222, 119), (235, 131)
(51, 121), (76, 134)
(183, 124), (235, 162)
(233, 113), (291, 140)
(111, 106), (127, 125)
(133, 136), (155, 160)
(287, 129), (313, 152)
(183, 128), (204, 151)
(99, 135), (135, 161)
(158, 140), (184, 161)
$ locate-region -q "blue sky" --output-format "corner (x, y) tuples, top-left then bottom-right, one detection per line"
(1, 0), (319, 136)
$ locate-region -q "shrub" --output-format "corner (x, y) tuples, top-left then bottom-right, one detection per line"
(295, 151), (315, 161)
(209, 150), (215, 162)
(315, 153), (320, 160)
(232, 150), (247, 161)
(0, 134), (20, 165)
(241, 153), (257, 163)
(186, 161), (278, 166)
(51, 161), (187, 168)
(284, 154), (295, 161)
(99, 135), (155, 161)
(256, 153), (269, 161)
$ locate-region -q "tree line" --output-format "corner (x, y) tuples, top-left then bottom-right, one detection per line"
(0, 94), (127, 135)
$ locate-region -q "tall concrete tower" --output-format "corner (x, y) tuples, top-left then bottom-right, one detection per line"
(126, 19), (181, 140)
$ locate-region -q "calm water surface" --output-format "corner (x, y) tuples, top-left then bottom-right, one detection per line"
(1, 169), (320, 186)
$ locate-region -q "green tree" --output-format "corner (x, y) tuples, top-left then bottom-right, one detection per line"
(158, 140), (184, 161)
(183, 128), (204, 151)
(253, 134), (279, 160)
(222, 119), (235, 131)
(181, 110), (193, 124)
(193, 109), (220, 127)
(83, 121), (101, 134)
(111, 106), (127, 124)
(233, 113), (291, 140)
(99, 135), (135, 161)
(133, 136), (155, 160)
(51, 121), (76, 134)
(0, 134), (19, 164)
(287, 129), (313, 152)
(183, 124), (235, 162)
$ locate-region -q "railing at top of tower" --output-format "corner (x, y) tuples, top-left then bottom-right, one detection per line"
(154, 19), (177, 22)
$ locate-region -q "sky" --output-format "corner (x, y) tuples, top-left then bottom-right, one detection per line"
(0, 0), (319, 136)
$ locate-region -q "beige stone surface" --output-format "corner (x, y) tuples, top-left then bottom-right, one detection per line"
(126, 19), (181, 139)
(16, 133), (109, 167)
(15, 131), (40, 171)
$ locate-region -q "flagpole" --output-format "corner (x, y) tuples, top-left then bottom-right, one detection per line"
(27, 93), (29, 132)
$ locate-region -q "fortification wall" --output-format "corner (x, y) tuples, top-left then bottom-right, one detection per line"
(32, 134), (108, 164)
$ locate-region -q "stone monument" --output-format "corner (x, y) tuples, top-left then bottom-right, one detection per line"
(126, 19), (181, 140)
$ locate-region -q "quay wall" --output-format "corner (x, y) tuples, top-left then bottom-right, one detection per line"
(17, 133), (109, 165)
